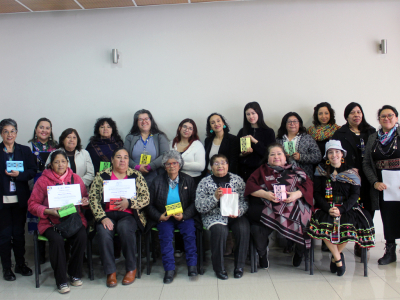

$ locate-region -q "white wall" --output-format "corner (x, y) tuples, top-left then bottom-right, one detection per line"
(1, 0), (399, 240)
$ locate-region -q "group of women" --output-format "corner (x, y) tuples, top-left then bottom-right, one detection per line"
(1, 101), (399, 294)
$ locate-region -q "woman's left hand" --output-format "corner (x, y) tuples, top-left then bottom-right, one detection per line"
(115, 197), (129, 211)
(329, 207), (341, 217)
(292, 152), (300, 161)
(81, 197), (89, 206)
(173, 213), (183, 221)
(228, 211), (240, 219)
(5, 170), (19, 177)
(284, 191), (302, 203)
(247, 135), (258, 144)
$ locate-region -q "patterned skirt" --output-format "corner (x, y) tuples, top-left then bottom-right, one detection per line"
(308, 205), (375, 248)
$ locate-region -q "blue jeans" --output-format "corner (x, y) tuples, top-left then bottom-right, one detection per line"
(157, 218), (197, 271)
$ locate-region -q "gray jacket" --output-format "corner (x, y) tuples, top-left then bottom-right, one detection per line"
(362, 126), (400, 211)
(124, 133), (169, 172)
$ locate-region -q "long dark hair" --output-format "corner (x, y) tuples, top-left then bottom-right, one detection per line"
(277, 112), (307, 139)
(206, 113), (230, 138)
(312, 102), (336, 126)
(89, 117), (123, 143)
(128, 109), (166, 136)
(28, 117), (57, 147)
(172, 118), (200, 149)
(58, 128), (82, 151)
(343, 102), (373, 133)
(242, 102), (270, 135)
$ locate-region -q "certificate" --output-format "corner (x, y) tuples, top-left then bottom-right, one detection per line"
(382, 170), (400, 201)
(47, 184), (82, 208)
(103, 179), (136, 203)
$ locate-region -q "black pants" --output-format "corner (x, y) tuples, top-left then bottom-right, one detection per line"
(0, 204), (27, 269)
(251, 222), (305, 257)
(43, 225), (87, 286)
(96, 211), (137, 275)
(209, 216), (250, 273)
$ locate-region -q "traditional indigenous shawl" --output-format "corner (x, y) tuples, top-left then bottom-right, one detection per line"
(87, 137), (123, 162)
(307, 124), (340, 142)
(245, 163), (314, 248)
(378, 124), (398, 146)
(314, 165), (361, 186)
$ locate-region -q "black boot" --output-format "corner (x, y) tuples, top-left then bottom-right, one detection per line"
(378, 243), (397, 265)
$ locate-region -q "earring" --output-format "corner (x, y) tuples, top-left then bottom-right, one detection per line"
(341, 158), (344, 163)
(210, 130), (213, 133)
(326, 160), (331, 165)
(223, 125), (226, 129)
(49, 136), (52, 141)
(34, 135), (37, 140)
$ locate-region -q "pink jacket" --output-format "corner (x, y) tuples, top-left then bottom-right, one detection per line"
(28, 168), (88, 235)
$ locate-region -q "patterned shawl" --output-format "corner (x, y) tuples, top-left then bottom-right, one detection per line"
(307, 124), (340, 141)
(314, 164), (361, 186)
(87, 137), (123, 162)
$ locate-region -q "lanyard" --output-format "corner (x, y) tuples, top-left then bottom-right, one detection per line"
(3, 146), (14, 161)
(32, 142), (47, 165)
(140, 134), (153, 151)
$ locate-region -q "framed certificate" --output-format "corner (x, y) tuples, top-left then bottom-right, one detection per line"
(103, 179), (136, 203)
(47, 184), (82, 208)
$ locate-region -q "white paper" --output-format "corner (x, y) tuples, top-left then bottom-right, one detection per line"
(103, 179), (136, 203)
(47, 184), (82, 208)
(220, 193), (239, 217)
(382, 170), (400, 201)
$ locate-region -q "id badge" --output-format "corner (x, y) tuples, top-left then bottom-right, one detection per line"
(10, 181), (16, 192)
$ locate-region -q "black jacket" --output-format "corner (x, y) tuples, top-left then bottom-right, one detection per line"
(146, 172), (201, 231)
(0, 142), (37, 210)
(204, 133), (239, 176)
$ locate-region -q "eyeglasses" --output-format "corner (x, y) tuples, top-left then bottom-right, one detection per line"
(165, 162), (179, 167)
(182, 125), (193, 131)
(139, 117), (150, 122)
(2, 130), (17, 136)
(379, 114), (395, 120)
(213, 161), (227, 166)
(286, 121), (299, 125)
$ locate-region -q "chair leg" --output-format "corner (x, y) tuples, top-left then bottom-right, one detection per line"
(146, 231), (151, 275)
(310, 239), (314, 275)
(363, 247), (368, 277)
(250, 237), (255, 273)
(34, 232), (40, 288)
(87, 237), (94, 281)
(137, 231), (141, 279)
(304, 248), (310, 272)
(198, 229), (204, 275)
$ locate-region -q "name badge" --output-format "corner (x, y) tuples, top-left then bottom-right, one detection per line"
(10, 181), (16, 192)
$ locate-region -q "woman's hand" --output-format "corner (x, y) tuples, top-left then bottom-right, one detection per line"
(139, 164), (149, 175)
(265, 191), (279, 203)
(115, 197), (129, 211)
(44, 208), (60, 217)
(329, 207), (341, 217)
(247, 135), (258, 144)
(81, 197), (89, 206)
(374, 182), (387, 191)
(173, 213), (183, 221)
(284, 191), (302, 203)
(292, 152), (301, 161)
(241, 147), (253, 156)
(159, 211), (170, 222)
(101, 218), (114, 230)
(228, 210), (240, 219)
(215, 187), (223, 200)
(5, 170), (19, 177)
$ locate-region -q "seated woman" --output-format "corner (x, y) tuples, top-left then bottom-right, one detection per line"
(195, 154), (249, 280)
(28, 150), (89, 294)
(147, 150), (201, 284)
(308, 140), (375, 276)
(89, 148), (150, 287)
(245, 143), (313, 269)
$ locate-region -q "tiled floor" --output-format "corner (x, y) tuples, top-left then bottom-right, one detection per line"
(1, 240), (400, 300)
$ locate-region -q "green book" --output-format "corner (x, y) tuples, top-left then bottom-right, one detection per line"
(99, 161), (111, 172)
(58, 203), (77, 218)
(283, 141), (296, 156)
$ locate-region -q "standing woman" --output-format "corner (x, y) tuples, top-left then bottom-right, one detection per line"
(237, 102), (276, 182)
(86, 117), (124, 174)
(307, 102), (340, 160)
(0, 119), (37, 281)
(204, 113), (239, 176)
(124, 109), (169, 188)
(276, 112), (321, 180)
(363, 105), (400, 265)
(170, 119), (205, 186)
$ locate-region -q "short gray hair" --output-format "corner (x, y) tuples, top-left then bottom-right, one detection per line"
(0, 119), (18, 133)
(162, 150), (184, 168)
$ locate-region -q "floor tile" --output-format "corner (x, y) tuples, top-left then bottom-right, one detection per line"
(219, 281), (279, 300)
(102, 285), (163, 300)
(46, 287), (108, 300)
(274, 279), (341, 300)
(160, 284), (218, 300)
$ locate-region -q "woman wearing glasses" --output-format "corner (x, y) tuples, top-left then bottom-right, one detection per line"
(195, 154), (249, 280)
(363, 105), (400, 265)
(124, 109), (169, 187)
(276, 112), (321, 180)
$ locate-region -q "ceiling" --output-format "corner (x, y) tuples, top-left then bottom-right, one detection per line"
(0, 0), (232, 14)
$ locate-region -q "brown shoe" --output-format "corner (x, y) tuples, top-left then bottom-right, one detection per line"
(122, 270), (136, 285)
(106, 272), (117, 287)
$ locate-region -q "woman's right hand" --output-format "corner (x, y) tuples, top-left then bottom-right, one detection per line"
(139, 164), (149, 175)
(265, 191), (279, 203)
(159, 211), (170, 222)
(374, 182), (387, 191)
(101, 218), (114, 230)
(214, 187), (223, 200)
(44, 208), (60, 217)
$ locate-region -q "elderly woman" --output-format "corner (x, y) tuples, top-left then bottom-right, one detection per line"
(237, 102), (276, 182)
(124, 109), (169, 188)
(28, 149), (89, 293)
(245, 143), (314, 269)
(309, 140), (375, 276)
(89, 147), (150, 287)
(46, 128), (95, 189)
(196, 154), (249, 280)
(276, 112), (321, 180)
(204, 113), (239, 176)
(147, 150), (200, 283)
(86, 117), (124, 174)
(363, 105), (400, 265)
(0, 119), (37, 281)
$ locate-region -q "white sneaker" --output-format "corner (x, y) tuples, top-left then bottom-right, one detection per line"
(69, 276), (83, 286)
(57, 283), (70, 294)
